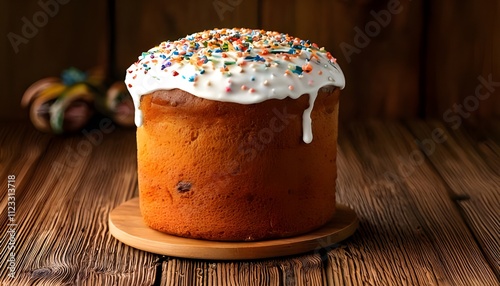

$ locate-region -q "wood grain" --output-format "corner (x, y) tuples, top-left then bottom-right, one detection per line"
(0, 122), (158, 285)
(0, 122), (51, 216)
(155, 121), (499, 285)
(3, 1), (500, 122)
(0, 0), (108, 120)
(114, 0), (259, 79)
(327, 121), (498, 285)
(109, 198), (358, 260)
(260, 0), (424, 121)
(425, 1), (500, 120)
(159, 254), (326, 285)
(406, 120), (500, 280)
(1, 121), (499, 285)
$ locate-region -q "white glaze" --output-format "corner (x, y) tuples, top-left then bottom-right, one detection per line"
(125, 28), (345, 143)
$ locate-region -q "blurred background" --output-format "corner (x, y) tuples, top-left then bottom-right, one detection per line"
(1, 0), (499, 124)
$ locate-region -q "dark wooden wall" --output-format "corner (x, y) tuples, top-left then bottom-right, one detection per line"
(2, 0), (499, 123)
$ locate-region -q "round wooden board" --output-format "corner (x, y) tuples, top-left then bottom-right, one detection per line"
(109, 198), (358, 260)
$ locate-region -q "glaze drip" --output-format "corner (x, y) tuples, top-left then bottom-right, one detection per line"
(125, 28), (345, 143)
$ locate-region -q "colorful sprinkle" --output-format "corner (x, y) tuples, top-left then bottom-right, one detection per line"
(125, 28), (346, 146)
(302, 63), (313, 73)
(290, 65), (303, 75)
(126, 28), (344, 109)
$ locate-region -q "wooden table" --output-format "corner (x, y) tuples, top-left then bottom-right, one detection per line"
(1, 119), (499, 285)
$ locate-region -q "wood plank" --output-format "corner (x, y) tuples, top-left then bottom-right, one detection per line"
(1, 0), (108, 120)
(486, 119), (500, 148)
(3, 119), (498, 285)
(406, 121), (499, 198)
(160, 254), (323, 285)
(0, 122), (51, 219)
(0, 123), (159, 284)
(109, 198), (357, 260)
(323, 121), (498, 285)
(425, 1), (500, 120)
(461, 123), (499, 176)
(117, 0), (423, 121)
(289, 255), (325, 286)
(260, 0), (423, 121)
(151, 120), (498, 285)
(406, 120), (500, 279)
(115, 0), (259, 78)
(153, 121), (499, 285)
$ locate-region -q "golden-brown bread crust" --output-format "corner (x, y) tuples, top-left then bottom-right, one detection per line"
(137, 88), (340, 241)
